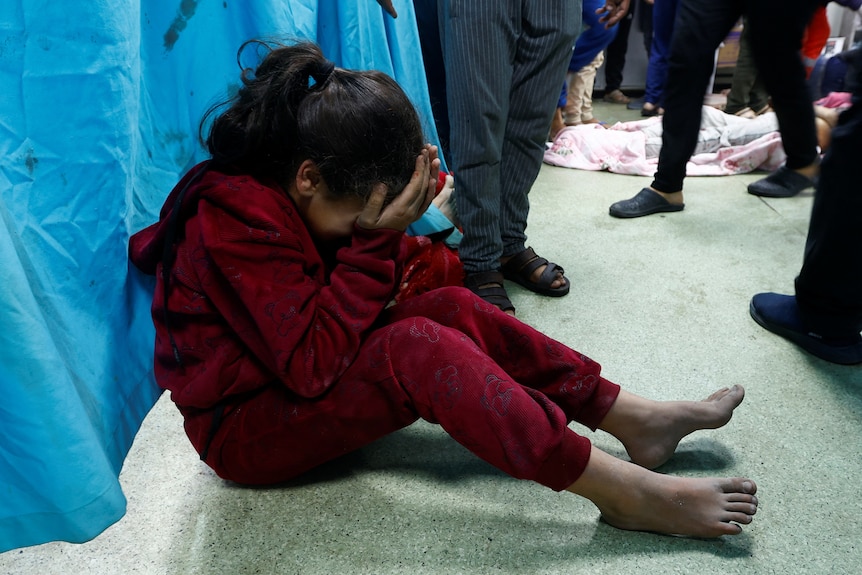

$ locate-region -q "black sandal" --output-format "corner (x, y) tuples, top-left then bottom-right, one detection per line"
(500, 247), (570, 297)
(463, 270), (515, 313)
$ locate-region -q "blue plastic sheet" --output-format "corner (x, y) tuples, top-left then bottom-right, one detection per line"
(0, 0), (441, 552)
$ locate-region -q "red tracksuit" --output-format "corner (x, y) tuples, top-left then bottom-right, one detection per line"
(129, 164), (620, 491)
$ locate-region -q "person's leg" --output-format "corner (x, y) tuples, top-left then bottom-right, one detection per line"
(797, 96), (862, 334)
(387, 288), (750, 468)
(603, 0), (634, 101)
(391, 288), (758, 538)
(565, 52), (604, 125)
(745, 0), (821, 198)
(207, 286), (757, 536)
(579, 52), (605, 123)
(201, 287), (613, 487)
(563, 70), (586, 125)
(609, 0), (742, 218)
(748, 74), (770, 115)
(383, 288), (618, 437)
(567, 0), (617, 118)
(750, 64), (862, 364)
(396, 293), (758, 538)
(442, 0), (515, 275)
(651, 0), (740, 191)
(641, 0), (680, 114)
(444, 1), (575, 310)
(724, 15), (759, 116)
(639, 0), (654, 57)
(497, 0), (578, 290)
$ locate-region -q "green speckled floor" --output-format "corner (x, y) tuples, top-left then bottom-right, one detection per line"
(4, 101), (861, 575)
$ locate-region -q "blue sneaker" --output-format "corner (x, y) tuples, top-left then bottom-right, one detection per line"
(749, 293), (862, 365)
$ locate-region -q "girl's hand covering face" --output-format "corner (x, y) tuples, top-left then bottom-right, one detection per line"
(357, 144), (440, 232)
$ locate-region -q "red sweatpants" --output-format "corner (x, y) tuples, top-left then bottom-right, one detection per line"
(189, 287), (621, 491)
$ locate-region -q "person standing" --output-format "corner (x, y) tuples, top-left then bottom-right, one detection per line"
(411, 0), (630, 313)
(750, 52), (862, 365)
(602, 0), (636, 104)
(723, 15), (771, 118)
(609, 0), (822, 218)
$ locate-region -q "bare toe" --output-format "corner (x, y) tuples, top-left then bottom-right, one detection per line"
(705, 384), (745, 408)
(568, 449), (758, 538)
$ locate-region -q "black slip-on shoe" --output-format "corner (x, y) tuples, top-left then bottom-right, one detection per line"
(747, 166), (816, 198)
(609, 188), (685, 219)
(749, 292), (862, 365)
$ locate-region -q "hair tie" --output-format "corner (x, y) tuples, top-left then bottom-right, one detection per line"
(310, 59), (335, 88)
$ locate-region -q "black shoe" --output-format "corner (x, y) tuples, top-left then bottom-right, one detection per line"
(749, 293), (862, 365)
(609, 188), (685, 218)
(747, 166), (816, 198)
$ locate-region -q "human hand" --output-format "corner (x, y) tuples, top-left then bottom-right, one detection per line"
(596, 0), (631, 28)
(375, 0), (397, 18)
(357, 145), (440, 232)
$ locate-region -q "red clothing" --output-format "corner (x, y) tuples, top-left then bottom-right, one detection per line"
(802, 6), (831, 76)
(130, 164), (407, 406)
(129, 164), (619, 490)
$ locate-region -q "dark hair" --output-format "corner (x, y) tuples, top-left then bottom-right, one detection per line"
(200, 40), (425, 202)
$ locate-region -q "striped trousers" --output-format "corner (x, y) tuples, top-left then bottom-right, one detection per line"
(437, 0), (581, 273)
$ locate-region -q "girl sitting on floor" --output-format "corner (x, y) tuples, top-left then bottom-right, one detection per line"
(129, 40), (758, 539)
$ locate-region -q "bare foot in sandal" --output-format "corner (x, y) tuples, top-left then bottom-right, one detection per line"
(501, 247), (569, 297)
(463, 271), (516, 316)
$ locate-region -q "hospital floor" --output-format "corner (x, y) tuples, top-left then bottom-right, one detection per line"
(4, 101), (862, 575)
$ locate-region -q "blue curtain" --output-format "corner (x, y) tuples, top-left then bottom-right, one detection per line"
(0, 0), (440, 552)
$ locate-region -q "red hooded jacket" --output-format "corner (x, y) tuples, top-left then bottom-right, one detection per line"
(129, 163), (406, 409)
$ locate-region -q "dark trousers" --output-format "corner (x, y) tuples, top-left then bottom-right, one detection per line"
(652, 0), (820, 193)
(795, 60), (862, 336)
(603, 1), (635, 92)
(724, 15), (769, 115)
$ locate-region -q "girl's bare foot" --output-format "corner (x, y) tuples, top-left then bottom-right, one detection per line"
(568, 447), (758, 538)
(600, 385), (745, 469)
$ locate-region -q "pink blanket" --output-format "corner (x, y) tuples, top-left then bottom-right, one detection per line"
(544, 120), (787, 177)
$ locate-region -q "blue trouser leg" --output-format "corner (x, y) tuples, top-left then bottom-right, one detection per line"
(643, 0), (679, 107)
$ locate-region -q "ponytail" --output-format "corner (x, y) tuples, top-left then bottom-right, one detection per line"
(200, 39), (425, 201)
